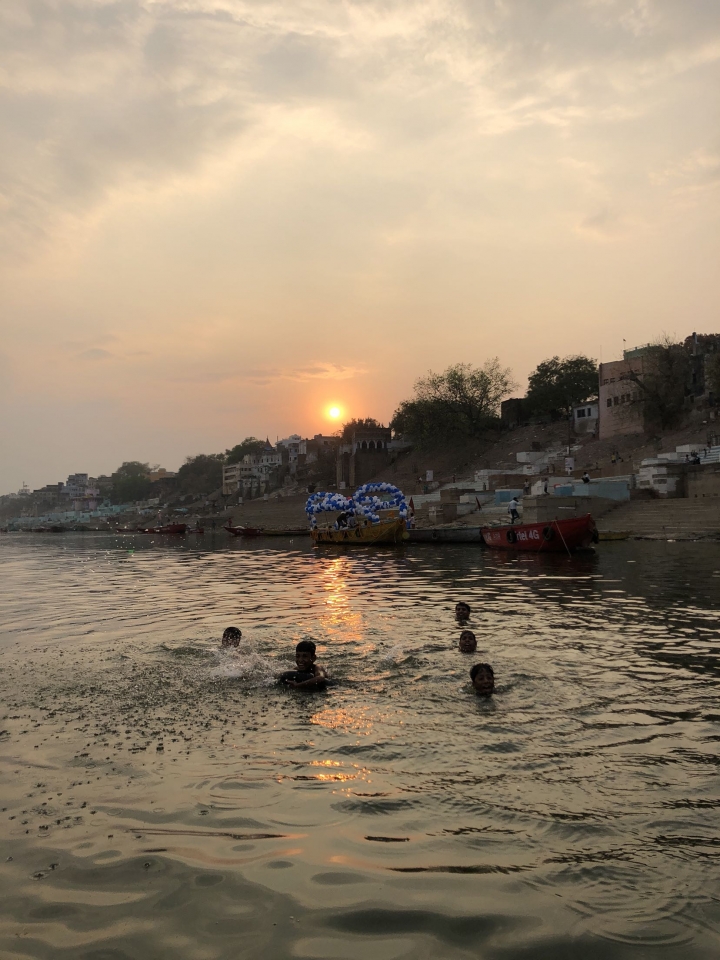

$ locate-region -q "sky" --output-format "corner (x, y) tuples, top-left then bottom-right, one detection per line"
(1, 0), (719, 493)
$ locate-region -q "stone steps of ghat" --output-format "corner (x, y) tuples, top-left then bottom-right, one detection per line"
(596, 499), (720, 537)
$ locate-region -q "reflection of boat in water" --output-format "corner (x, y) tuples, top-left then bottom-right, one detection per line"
(312, 517), (407, 545)
(480, 514), (597, 553)
(407, 526), (484, 543)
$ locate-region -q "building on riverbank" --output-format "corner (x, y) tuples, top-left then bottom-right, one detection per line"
(336, 426), (392, 488)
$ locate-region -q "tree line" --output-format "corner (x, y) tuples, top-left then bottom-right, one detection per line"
(110, 336), (716, 500)
(390, 355), (598, 445)
(110, 438), (269, 503)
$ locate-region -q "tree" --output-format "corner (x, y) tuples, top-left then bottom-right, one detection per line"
(526, 355), (598, 418)
(626, 337), (691, 430)
(110, 461), (153, 503)
(226, 437), (266, 464)
(340, 418), (381, 441)
(391, 360), (515, 443)
(176, 454), (225, 496)
(705, 352), (720, 401)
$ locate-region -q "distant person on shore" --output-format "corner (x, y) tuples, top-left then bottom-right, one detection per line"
(455, 601), (471, 621)
(543, 479), (549, 495)
(222, 626), (242, 648)
(470, 663), (494, 697)
(582, 472), (591, 484)
(458, 630), (477, 653)
(278, 640), (327, 690)
(507, 497), (520, 524)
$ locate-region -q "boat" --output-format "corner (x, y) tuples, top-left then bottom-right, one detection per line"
(407, 526), (484, 543)
(312, 517), (407, 545)
(598, 530), (629, 541)
(480, 514), (597, 553)
(137, 523), (187, 535)
(224, 517), (253, 536)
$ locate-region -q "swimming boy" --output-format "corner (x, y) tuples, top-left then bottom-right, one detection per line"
(470, 663), (494, 696)
(455, 601), (471, 621)
(458, 630), (477, 653)
(222, 626), (242, 648)
(278, 640), (327, 691)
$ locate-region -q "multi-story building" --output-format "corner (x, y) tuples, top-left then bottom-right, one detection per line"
(598, 354), (646, 440)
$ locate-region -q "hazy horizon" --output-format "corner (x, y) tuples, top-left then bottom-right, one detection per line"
(2, 0), (719, 493)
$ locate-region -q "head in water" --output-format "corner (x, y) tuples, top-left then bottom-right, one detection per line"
(458, 630), (477, 653)
(470, 662), (494, 696)
(221, 626), (242, 648)
(295, 639), (317, 672)
(455, 601), (471, 621)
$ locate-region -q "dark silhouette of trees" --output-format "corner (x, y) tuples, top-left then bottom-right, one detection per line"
(340, 418), (382, 440)
(626, 337), (691, 430)
(110, 462), (152, 503)
(176, 454), (225, 495)
(225, 438), (266, 463)
(526, 355), (598, 418)
(391, 360), (514, 444)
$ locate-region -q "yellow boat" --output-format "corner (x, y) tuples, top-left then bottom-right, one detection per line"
(312, 517), (407, 545)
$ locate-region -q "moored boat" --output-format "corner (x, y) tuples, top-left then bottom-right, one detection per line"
(407, 526), (484, 543)
(312, 517), (407, 545)
(480, 514), (597, 553)
(307, 483), (410, 547)
(137, 523), (187, 535)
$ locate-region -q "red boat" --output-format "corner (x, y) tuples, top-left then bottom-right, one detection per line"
(224, 522), (263, 537)
(137, 523), (187, 535)
(480, 514), (597, 553)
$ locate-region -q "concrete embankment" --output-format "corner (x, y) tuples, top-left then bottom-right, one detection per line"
(596, 499), (720, 540)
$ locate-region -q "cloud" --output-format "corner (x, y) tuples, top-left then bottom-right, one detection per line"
(2, 0), (719, 259)
(77, 347), (114, 360)
(165, 361), (366, 385)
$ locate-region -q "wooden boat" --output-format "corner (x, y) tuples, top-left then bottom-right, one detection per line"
(137, 523), (187, 535)
(312, 517), (407, 546)
(224, 521), (247, 536)
(480, 514), (597, 553)
(407, 526), (484, 543)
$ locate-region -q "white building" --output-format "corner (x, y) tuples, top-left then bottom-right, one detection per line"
(573, 402), (599, 435)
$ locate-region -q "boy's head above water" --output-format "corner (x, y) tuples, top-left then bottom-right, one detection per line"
(455, 601), (471, 620)
(470, 662), (494, 696)
(221, 626), (242, 648)
(295, 639), (317, 671)
(458, 630), (477, 653)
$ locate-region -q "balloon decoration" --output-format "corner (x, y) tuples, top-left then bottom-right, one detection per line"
(306, 483), (408, 527)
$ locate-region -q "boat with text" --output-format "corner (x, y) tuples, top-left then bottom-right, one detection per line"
(307, 483), (409, 547)
(480, 514), (597, 553)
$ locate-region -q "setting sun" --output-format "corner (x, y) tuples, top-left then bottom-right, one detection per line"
(328, 406), (341, 420)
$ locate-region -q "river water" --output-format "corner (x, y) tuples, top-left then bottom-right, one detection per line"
(1, 533), (719, 960)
